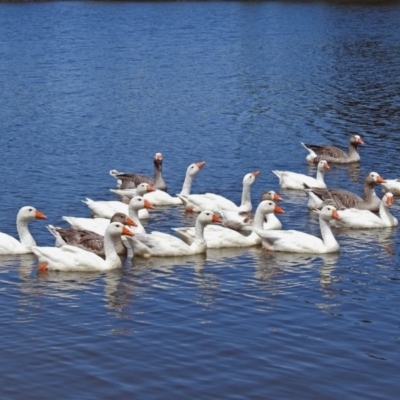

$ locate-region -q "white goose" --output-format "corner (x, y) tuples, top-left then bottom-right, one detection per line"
(84, 183), (155, 220)
(0, 206), (47, 255)
(255, 205), (341, 253)
(126, 211), (222, 257)
(301, 135), (364, 164)
(172, 200), (284, 248)
(330, 192), (398, 229)
(111, 161), (206, 206)
(63, 196), (154, 235)
(272, 160), (329, 190)
(32, 222), (134, 272)
(222, 190), (283, 232)
(178, 171), (259, 213)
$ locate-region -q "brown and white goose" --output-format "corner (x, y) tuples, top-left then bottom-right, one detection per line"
(110, 152), (167, 191)
(301, 135), (364, 164)
(304, 171), (386, 212)
(47, 213), (136, 258)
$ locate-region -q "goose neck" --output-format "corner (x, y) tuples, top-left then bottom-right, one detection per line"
(16, 218), (36, 247)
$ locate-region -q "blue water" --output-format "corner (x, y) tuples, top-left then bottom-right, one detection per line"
(0, 1), (400, 398)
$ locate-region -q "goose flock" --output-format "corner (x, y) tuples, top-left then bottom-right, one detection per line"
(2, 135), (399, 272)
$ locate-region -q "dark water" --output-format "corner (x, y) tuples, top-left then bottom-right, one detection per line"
(0, 1), (400, 398)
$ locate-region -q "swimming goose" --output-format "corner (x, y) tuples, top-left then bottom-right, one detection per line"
(47, 213), (136, 257)
(222, 190), (283, 232)
(33, 222), (134, 272)
(110, 152), (167, 191)
(255, 205), (341, 253)
(63, 196), (154, 235)
(111, 161), (206, 206)
(126, 211), (222, 257)
(272, 160), (329, 190)
(301, 135), (364, 164)
(84, 182), (155, 220)
(178, 171), (259, 213)
(172, 200), (284, 248)
(330, 192), (398, 229)
(304, 172), (385, 212)
(0, 206), (47, 255)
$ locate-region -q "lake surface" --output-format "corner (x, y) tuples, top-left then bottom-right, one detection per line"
(0, 1), (400, 398)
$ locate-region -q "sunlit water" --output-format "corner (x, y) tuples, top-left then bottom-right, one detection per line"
(0, 1), (400, 398)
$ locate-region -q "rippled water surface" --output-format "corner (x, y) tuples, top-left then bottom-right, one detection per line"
(1, 1), (400, 398)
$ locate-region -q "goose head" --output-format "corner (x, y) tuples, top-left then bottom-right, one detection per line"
(136, 183), (155, 196)
(320, 205), (341, 221)
(260, 190), (283, 202)
(187, 161), (206, 177)
(258, 200), (285, 216)
(350, 135), (364, 146)
(243, 171), (260, 187)
(317, 160), (330, 171)
(106, 222), (135, 238)
(110, 213), (137, 227)
(383, 192), (394, 207)
(197, 211), (223, 226)
(17, 206), (47, 222)
(153, 153), (163, 171)
(129, 196), (155, 212)
(367, 172), (386, 186)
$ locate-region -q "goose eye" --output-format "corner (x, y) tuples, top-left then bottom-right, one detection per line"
(29, 208), (33, 212)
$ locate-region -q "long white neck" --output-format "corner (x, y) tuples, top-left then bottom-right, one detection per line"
(128, 207), (145, 233)
(180, 173), (195, 196)
(193, 219), (207, 251)
(17, 218), (36, 247)
(103, 232), (123, 270)
(379, 202), (398, 226)
(315, 168), (325, 184)
(252, 207), (266, 230)
(238, 183), (253, 212)
(319, 217), (339, 251)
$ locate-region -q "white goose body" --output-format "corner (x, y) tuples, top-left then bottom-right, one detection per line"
(63, 196), (154, 235)
(178, 171), (259, 213)
(381, 179), (400, 196)
(255, 205), (341, 253)
(272, 160), (329, 190)
(32, 222), (134, 272)
(220, 191), (283, 232)
(87, 183), (154, 220)
(0, 206), (47, 255)
(127, 211), (222, 257)
(173, 200), (284, 248)
(330, 193), (398, 229)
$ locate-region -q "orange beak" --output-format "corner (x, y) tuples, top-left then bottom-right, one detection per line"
(35, 210), (47, 219)
(122, 226), (134, 237)
(357, 138), (364, 145)
(274, 205), (285, 214)
(386, 195), (393, 206)
(144, 199), (155, 209)
(332, 209), (341, 220)
(324, 161), (330, 169)
(252, 171), (260, 178)
(377, 176), (386, 184)
(274, 193), (283, 201)
(196, 161), (206, 169)
(146, 185), (156, 193)
(212, 214), (223, 223)
(125, 217), (137, 227)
